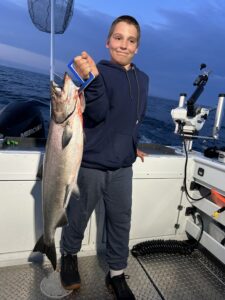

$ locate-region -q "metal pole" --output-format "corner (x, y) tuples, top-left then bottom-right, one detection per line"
(174, 93), (187, 134)
(212, 94), (225, 139)
(50, 0), (55, 82)
(178, 93), (186, 108)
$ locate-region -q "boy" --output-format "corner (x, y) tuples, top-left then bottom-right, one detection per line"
(60, 15), (149, 300)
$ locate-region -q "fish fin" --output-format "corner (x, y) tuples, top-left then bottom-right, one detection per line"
(62, 124), (73, 148)
(57, 212), (68, 228)
(33, 235), (57, 270)
(80, 93), (86, 113)
(83, 132), (86, 144)
(72, 184), (80, 198)
(36, 163), (43, 179)
(64, 185), (72, 208)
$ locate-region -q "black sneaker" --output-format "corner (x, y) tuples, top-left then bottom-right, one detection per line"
(60, 254), (81, 290)
(106, 272), (136, 300)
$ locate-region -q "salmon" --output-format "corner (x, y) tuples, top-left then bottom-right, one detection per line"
(33, 73), (85, 270)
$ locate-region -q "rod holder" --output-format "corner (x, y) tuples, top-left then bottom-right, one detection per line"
(174, 93), (186, 134)
(178, 93), (186, 108)
(212, 94), (225, 139)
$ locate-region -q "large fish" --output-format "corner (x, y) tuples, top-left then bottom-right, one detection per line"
(33, 73), (85, 270)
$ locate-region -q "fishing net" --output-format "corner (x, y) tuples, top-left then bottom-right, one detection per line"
(27, 0), (74, 34)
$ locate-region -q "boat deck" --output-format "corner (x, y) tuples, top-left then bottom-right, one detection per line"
(0, 248), (225, 300)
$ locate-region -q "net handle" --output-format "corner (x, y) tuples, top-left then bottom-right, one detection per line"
(50, 0), (55, 82)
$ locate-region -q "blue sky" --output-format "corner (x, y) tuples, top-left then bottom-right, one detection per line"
(0, 0), (225, 105)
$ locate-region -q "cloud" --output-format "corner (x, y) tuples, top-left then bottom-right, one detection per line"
(3, 0), (26, 8)
(56, 2), (224, 105)
(135, 3), (225, 105)
(0, 1), (225, 105)
(0, 43), (65, 74)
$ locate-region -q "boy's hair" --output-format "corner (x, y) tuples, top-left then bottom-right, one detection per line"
(107, 15), (141, 45)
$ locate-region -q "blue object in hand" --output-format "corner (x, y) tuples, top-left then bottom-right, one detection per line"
(68, 60), (95, 93)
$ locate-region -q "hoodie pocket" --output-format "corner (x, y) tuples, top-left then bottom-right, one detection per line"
(111, 132), (135, 164)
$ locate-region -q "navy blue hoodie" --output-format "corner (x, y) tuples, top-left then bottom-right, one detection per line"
(81, 60), (149, 170)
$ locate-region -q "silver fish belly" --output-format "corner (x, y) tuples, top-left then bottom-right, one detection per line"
(33, 73), (85, 270)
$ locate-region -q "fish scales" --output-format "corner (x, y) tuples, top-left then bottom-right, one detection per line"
(33, 73), (85, 270)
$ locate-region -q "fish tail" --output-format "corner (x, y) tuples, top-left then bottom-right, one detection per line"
(33, 235), (57, 270)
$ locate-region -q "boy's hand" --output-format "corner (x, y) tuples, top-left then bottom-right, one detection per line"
(137, 149), (148, 162)
(74, 51), (99, 79)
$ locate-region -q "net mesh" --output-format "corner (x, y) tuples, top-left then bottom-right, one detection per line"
(28, 0), (74, 34)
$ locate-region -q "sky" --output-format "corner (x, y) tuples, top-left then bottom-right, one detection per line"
(0, 0), (225, 106)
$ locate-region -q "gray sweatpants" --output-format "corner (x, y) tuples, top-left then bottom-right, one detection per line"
(61, 166), (133, 270)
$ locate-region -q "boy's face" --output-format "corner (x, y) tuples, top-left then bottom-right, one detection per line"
(106, 21), (139, 70)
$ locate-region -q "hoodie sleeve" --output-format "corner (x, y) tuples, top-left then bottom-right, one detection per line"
(84, 74), (109, 123)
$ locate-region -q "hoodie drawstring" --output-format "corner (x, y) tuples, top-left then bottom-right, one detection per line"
(125, 66), (140, 124)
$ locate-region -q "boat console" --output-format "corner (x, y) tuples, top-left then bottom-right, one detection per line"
(170, 65), (225, 264)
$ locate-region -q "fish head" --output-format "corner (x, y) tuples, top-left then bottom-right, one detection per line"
(51, 73), (80, 124)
